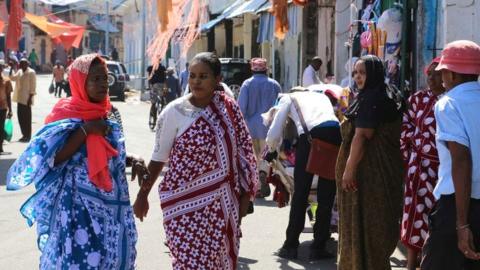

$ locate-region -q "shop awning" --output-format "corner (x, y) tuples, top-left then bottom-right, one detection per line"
(25, 12), (85, 49)
(88, 15), (119, 32)
(200, 0), (243, 32)
(25, 13), (74, 36)
(226, 0), (268, 19)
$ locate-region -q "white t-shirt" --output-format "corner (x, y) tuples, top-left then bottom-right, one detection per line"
(151, 95), (203, 162)
(266, 91), (338, 150)
(302, 65), (321, 87)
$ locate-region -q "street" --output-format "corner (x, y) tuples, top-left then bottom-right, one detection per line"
(0, 75), (407, 269)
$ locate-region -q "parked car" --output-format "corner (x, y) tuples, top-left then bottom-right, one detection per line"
(106, 60), (129, 101)
(219, 58), (251, 99)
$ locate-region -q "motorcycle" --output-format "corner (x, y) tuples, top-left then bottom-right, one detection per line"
(148, 87), (168, 131)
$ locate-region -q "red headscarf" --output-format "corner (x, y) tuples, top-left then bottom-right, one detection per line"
(45, 54), (118, 192)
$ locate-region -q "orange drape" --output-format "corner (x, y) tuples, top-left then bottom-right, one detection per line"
(6, 0), (24, 50)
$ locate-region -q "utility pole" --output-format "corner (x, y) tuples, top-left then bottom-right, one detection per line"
(105, 0), (110, 56)
(140, 0), (146, 92)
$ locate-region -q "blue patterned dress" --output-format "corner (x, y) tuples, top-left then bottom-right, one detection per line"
(7, 119), (137, 269)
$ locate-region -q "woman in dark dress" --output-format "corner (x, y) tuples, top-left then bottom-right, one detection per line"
(336, 55), (404, 270)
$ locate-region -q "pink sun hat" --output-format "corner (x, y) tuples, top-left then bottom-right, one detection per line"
(250, 58), (268, 72)
(435, 40), (480, 75)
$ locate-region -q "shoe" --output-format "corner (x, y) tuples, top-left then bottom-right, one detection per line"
(309, 249), (335, 260)
(18, 137), (30, 143)
(277, 247), (298, 260)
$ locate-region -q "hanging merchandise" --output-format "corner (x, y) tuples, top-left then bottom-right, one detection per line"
(292, 0), (307, 6)
(271, 0), (289, 40)
(147, 0), (208, 69)
(377, 7), (403, 86)
(377, 7), (402, 63)
(6, 0), (24, 51)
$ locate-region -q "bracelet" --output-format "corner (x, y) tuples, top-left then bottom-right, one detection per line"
(79, 126), (88, 137)
(456, 224), (470, 231)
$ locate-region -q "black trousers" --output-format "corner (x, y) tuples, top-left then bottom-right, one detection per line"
(0, 109), (6, 151)
(284, 125), (342, 250)
(54, 81), (63, 97)
(17, 103), (32, 139)
(421, 195), (480, 270)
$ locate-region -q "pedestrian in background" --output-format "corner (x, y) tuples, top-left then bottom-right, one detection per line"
(400, 57), (445, 270)
(111, 47), (119, 61)
(9, 58), (36, 142)
(0, 60), (13, 154)
(238, 57), (281, 197)
(147, 62), (166, 94)
(336, 55), (404, 270)
(133, 52), (258, 270)
(179, 62), (189, 92)
(66, 55), (74, 68)
(50, 48), (56, 66)
(53, 61), (65, 98)
(266, 87), (341, 260)
(28, 49), (38, 71)
(302, 56), (323, 87)
(421, 40), (480, 270)
(7, 54), (145, 269)
(165, 67), (181, 103)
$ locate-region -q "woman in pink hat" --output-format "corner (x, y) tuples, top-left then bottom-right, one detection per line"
(421, 40), (480, 270)
(400, 57), (445, 270)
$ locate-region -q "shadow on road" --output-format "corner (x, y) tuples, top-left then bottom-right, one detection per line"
(0, 158), (15, 186)
(274, 239), (338, 270)
(237, 256), (258, 269)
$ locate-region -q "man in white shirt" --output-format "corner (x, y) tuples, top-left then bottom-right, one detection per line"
(9, 58), (36, 142)
(265, 87), (340, 260)
(421, 40), (480, 269)
(302, 57), (323, 87)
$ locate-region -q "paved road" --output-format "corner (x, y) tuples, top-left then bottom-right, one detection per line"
(0, 75), (407, 269)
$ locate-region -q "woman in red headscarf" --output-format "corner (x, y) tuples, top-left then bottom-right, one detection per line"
(7, 54), (143, 269)
(399, 58), (445, 270)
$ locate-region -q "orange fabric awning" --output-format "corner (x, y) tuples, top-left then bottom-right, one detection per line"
(25, 12), (85, 50)
(25, 12), (72, 36)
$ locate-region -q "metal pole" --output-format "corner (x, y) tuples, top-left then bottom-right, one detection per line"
(140, 0), (146, 92)
(105, 0), (109, 55)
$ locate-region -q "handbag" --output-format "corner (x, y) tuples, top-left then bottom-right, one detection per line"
(48, 79), (54, 94)
(4, 118), (13, 142)
(291, 96), (339, 180)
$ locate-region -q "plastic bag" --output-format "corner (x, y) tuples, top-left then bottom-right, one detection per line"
(4, 118), (13, 142)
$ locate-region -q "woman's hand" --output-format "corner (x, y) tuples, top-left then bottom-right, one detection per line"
(130, 157), (149, 185)
(83, 119), (110, 136)
(133, 193), (149, 222)
(342, 167), (358, 192)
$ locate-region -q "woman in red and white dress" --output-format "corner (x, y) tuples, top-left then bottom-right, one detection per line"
(400, 57), (445, 270)
(133, 52), (258, 270)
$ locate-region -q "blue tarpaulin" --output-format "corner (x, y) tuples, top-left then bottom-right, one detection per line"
(226, 0), (268, 19)
(200, 0), (244, 32)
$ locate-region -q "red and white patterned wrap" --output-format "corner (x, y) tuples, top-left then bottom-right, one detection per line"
(400, 89), (439, 251)
(159, 92), (258, 269)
